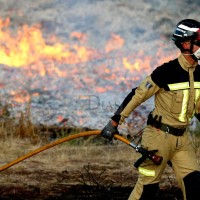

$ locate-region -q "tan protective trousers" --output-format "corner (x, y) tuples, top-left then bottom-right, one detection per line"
(128, 125), (199, 200)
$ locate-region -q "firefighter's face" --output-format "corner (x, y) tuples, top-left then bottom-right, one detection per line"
(182, 40), (200, 60)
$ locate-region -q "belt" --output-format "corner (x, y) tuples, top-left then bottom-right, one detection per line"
(147, 113), (186, 136)
(152, 123), (186, 136)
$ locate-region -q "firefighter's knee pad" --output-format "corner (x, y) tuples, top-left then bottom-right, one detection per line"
(139, 183), (159, 200)
(183, 171), (200, 200)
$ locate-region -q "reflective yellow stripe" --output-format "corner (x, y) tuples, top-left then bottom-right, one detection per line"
(178, 89), (200, 122)
(195, 89), (200, 102)
(168, 82), (200, 91)
(138, 167), (155, 177)
(168, 82), (200, 122)
(179, 90), (189, 122)
(168, 82), (189, 90)
(194, 82), (200, 89)
(195, 89), (200, 117)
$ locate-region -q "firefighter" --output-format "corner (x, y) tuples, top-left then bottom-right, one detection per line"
(101, 19), (200, 200)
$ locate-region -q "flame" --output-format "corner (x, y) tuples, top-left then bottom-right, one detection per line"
(10, 90), (30, 103)
(122, 50), (152, 73)
(105, 33), (124, 53)
(123, 58), (142, 71)
(0, 17), (179, 106)
(70, 31), (88, 43)
(0, 18), (97, 67)
(0, 17), (178, 71)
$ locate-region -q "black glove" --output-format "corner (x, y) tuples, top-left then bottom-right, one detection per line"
(101, 120), (118, 141)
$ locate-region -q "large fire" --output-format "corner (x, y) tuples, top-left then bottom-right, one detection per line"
(0, 18), (178, 69)
(0, 18), (96, 68)
(0, 17), (179, 125)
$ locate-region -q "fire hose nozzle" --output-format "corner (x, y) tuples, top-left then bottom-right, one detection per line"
(149, 152), (163, 165)
(114, 134), (163, 168)
(134, 147), (163, 168)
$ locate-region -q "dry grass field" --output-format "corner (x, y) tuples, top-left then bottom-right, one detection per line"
(0, 113), (199, 199)
(0, 136), (183, 199)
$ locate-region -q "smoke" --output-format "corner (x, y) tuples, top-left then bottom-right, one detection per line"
(0, 0), (199, 129)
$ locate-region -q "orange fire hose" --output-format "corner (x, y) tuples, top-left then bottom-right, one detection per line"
(0, 130), (130, 172)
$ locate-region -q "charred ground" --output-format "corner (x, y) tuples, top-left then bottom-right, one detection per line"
(0, 129), (184, 200)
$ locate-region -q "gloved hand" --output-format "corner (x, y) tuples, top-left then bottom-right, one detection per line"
(101, 120), (119, 141)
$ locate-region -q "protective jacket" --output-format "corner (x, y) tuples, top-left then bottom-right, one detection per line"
(111, 54), (200, 200)
(112, 54), (200, 127)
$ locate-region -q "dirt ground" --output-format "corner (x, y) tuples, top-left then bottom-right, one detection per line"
(0, 165), (183, 200)
(0, 138), (184, 200)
